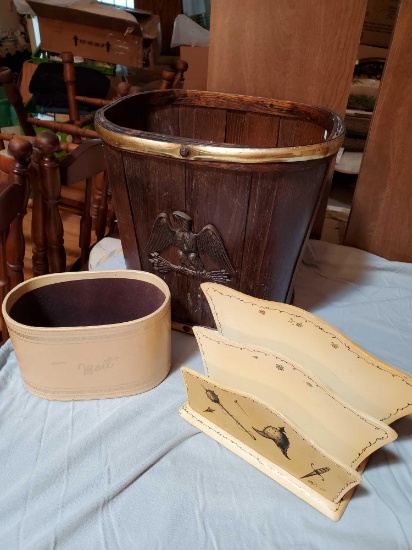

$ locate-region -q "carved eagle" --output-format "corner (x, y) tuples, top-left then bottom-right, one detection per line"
(145, 211), (235, 275)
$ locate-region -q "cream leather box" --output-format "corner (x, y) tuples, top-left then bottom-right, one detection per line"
(3, 270), (171, 401)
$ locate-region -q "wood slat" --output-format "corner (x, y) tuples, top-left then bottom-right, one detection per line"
(277, 119), (298, 148)
(185, 163), (252, 326)
(225, 112), (280, 147)
(240, 163), (327, 301)
(146, 105), (180, 137)
(278, 119), (326, 147)
(122, 152), (188, 320)
(179, 106), (227, 141)
(105, 147), (141, 270)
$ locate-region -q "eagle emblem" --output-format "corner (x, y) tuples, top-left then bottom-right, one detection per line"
(145, 211), (235, 283)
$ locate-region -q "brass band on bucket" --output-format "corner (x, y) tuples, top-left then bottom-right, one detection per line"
(95, 122), (344, 164)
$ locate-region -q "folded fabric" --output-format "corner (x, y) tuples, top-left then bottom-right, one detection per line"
(29, 62), (110, 98)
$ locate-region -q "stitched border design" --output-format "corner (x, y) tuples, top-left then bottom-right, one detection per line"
(22, 367), (170, 399)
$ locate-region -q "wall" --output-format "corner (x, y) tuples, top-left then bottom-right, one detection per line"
(0, 0), (21, 35)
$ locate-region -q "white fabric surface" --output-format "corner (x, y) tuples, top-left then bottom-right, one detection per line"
(1, 239), (412, 549)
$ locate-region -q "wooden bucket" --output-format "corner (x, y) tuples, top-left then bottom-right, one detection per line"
(95, 90), (344, 329)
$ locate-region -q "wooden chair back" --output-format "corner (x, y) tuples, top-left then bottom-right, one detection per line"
(60, 52), (188, 128)
(1, 57), (189, 140)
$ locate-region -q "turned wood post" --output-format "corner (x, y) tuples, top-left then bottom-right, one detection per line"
(61, 52), (82, 143)
(160, 69), (176, 90)
(27, 117), (98, 139)
(0, 66), (36, 136)
(173, 60), (189, 89)
(117, 81), (131, 97)
(6, 137), (32, 288)
(36, 131), (66, 273)
(61, 52), (80, 121)
(30, 145), (50, 276)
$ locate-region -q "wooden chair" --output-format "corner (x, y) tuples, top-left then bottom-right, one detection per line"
(0, 61), (187, 277)
(0, 65), (98, 141)
(61, 51), (188, 126)
(0, 137), (32, 343)
(0, 131), (107, 277)
(0, 59), (189, 141)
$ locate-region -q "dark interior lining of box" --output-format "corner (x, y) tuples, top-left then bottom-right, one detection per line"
(9, 279), (166, 328)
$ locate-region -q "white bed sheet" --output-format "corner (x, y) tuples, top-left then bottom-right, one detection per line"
(1, 239), (411, 549)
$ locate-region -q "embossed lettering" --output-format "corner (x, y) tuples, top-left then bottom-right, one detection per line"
(77, 357), (118, 376)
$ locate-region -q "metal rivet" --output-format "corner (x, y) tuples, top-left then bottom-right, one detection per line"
(180, 146), (190, 157)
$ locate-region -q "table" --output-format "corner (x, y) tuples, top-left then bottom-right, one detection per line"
(1, 239), (411, 549)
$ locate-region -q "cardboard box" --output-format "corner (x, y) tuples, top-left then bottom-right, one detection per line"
(360, 0), (399, 48)
(357, 44), (388, 60)
(18, 60), (38, 104)
(27, 1), (149, 68)
(180, 46), (209, 91)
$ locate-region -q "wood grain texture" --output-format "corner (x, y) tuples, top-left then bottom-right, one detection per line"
(344, 0), (412, 261)
(240, 164), (327, 302)
(225, 112), (280, 147)
(208, 0), (366, 116)
(147, 105), (180, 136)
(104, 147), (142, 270)
(179, 106), (227, 141)
(30, 149), (49, 277)
(207, 0), (366, 236)
(38, 140), (66, 274)
(122, 151), (188, 320)
(185, 163), (251, 326)
(6, 139), (32, 288)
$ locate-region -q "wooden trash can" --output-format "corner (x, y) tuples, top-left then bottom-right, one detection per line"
(95, 90), (344, 329)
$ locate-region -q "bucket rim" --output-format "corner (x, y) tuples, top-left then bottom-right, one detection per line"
(95, 90), (345, 164)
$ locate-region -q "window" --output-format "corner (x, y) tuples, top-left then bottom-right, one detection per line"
(98, 0), (135, 8)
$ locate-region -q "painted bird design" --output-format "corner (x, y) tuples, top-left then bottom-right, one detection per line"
(145, 211), (235, 275)
(253, 425), (291, 460)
